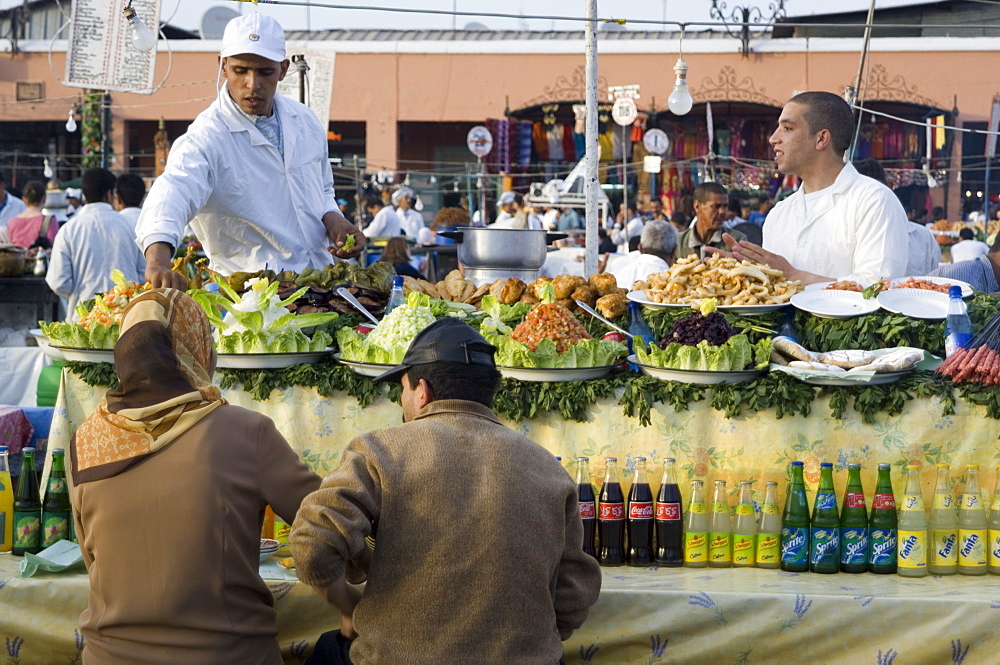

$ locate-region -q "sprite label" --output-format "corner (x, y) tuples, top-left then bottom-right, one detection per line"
(897, 530), (927, 569)
(685, 532), (707, 562)
(815, 492), (837, 510)
(756, 533), (780, 564)
(13, 511), (40, 549)
(780, 526), (808, 565)
(810, 528), (840, 566)
(959, 529), (987, 567)
(869, 528), (897, 566)
(932, 529), (958, 566)
(42, 514), (69, 548)
(840, 527), (868, 565)
(733, 534), (755, 565)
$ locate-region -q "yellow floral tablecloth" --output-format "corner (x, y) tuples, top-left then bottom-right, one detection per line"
(25, 370), (1000, 663)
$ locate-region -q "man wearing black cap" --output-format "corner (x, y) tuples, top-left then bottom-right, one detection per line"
(290, 318), (602, 664)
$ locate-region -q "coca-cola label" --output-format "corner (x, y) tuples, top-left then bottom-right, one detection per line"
(579, 501), (596, 520)
(840, 527), (868, 565)
(869, 528), (898, 566)
(656, 502), (681, 521)
(809, 528), (840, 566)
(872, 493), (896, 510)
(629, 502), (654, 519)
(844, 492), (866, 509)
(599, 502), (625, 520)
(780, 526), (808, 565)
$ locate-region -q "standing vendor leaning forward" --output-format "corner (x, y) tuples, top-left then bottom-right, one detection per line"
(712, 91), (909, 285)
(137, 13), (364, 290)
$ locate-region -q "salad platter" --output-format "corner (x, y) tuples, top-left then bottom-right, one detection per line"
(216, 350), (332, 370)
(628, 357), (764, 385)
(497, 365), (616, 382)
(333, 354), (394, 378)
(51, 347), (115, 364)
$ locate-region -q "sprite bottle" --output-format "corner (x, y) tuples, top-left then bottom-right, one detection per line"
(869, 463), (898, 574)
(732, 481), (757, 568)
(897, 465), (928, 577)
(684, 480), (708, 568)
(928, 463), (957, 575)
(958, 465), (987, 575)
(756, 481), (781, 569)
(780, 461), (810, 573)
(809, 462), (840, 574)
(840, 463), (868, 574)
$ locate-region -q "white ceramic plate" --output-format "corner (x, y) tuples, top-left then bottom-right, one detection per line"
(215, 349), (331, 369)
(801, 368), (912, 387)
(334, 354), (395, 378)
(627, 290), (790, 315)
(31, 329), (66, 361)
(889, 275), (974, 299)
(790, 290), (880, 319)
(50, 346), (114, 363)
(876, 289), (950, 320)
(628, 355), (765, 384)
(804, 280), (870, 292)
(497, 365), (616, 382)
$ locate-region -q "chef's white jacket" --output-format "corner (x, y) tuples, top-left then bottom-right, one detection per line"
(366, 206), (401, 237)
(397, 208), (424, 238)
(137, 84), (341, 275)
(763, 163), (909, 283)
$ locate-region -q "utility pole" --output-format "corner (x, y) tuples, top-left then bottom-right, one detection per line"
(584, 0), (599, 278)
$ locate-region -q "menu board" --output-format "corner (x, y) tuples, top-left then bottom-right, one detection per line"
(65, 0), (160, 94)
(276, 48), (336, 131)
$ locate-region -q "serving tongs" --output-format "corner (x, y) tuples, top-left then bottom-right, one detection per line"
(574, 300), (630, 338)
(336, 287), (380, 326)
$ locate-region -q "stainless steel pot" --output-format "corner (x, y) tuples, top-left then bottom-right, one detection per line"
(438, 227), (567, 270)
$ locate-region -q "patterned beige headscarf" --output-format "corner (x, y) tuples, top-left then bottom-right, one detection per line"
(71, 289), (225, 484)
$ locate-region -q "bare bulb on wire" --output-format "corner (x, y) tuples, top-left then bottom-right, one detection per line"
(65, 108), (77, 132)
(123, 6), (157, 52)
(667, 56), (693, 116)
(43, 158), (53, 179)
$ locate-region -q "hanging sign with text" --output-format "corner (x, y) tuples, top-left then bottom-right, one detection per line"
(65, 0), (161, 93)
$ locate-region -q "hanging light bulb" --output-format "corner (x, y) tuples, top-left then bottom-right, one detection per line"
(123, 4), (157, 52)
(65, 107), (77, 132)
(667, 56), (693, 116)
(43, 158), (53, 179)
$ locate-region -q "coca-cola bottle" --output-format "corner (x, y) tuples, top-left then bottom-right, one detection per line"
(598, 457), (626, 566)
(654, 458), (683, 566)
(575, 457), (596, 559)
(627, 457), (654, 566)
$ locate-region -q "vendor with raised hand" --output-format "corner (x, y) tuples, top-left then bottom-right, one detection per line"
(137, 13), (363, 290)
(708, 91), (909, 285)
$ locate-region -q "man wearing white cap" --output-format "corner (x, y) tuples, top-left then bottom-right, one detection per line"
(391, 187), (424, 239)
(488, 191), (519, 229)
(137, 13), (363, 289)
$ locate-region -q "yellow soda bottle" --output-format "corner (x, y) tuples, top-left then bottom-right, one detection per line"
(0, 447), (13, 553)
(684, 481), (708, 568)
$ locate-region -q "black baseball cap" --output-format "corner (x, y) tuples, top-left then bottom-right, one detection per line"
(375, 317), (497, 383)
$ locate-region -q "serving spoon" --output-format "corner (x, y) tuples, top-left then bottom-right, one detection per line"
(574, 300), (630, 338)
(336, 287), (381, 326)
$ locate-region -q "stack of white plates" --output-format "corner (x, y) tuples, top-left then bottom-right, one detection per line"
(259, 538), (281, 563)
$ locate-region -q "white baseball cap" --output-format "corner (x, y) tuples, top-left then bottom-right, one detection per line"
(220, 13), (286, 63)
(497, 191), (517, 206)
(391, 188), (414, 205)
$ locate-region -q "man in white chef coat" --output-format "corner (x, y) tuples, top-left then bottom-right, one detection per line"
(137, 13), (363, 290)
(712, 91), (909, 285)
(392, 188), (425, 239)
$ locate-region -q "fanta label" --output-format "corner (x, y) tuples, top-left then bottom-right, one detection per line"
(780, 526), (808, 565)
(840, 527), (868, 565)
(872, 494), (896, 510)
(901, 495), (924, 512)
(756, 533), (780, 563)
(931, 529), (958, 566)
(869, 529), (897, 566)
(989, 530), (1000, 567)
(959, 529), (987, 567)
(656, 502), (680, 521)
(629, 502), (653, 519)
(13, 512), (40, 549)
(708, 533), (731, 562)
(932, 494), (953, 510)
(685, 532), (708, 562)
(599, 502), (624, 520)
(845, 492), (866, 509)
(897, 530), (927, 569)
(815, 493), (837, 510)
(810, 528), (840, 566)
(579, 501), (596, 520)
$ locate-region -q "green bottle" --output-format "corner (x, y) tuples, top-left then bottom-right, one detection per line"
(809, 462), (840, 574)
(41, 450), (71, 548)
(839, 463), (869, 573)
(869, 463), (898, 574)
(12, 447), (41, 556)
(780, 461), (810, 572)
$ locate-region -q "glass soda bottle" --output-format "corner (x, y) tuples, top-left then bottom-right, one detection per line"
(756, 481), (781, 569)
(989, 466), (1000, 575)
(41, 449), (72, 548)
(575, 457), (597, 559)
(708, 480), (732, 568)
(897, 465), (928, 577)
(810, 462), (840, 574)
(12, 447), (42, 556)
(869, 463), (898, 574)
(928, 463), (958, 575)
(958, 464), (988, 575)
(840, 463), (869, 574)
(684, 480), (709, 568)
(597, 457), (626, 566)
(780, 461), (810, 572)
(732, 481), (757, 568)
(654, 458), (683, 566)
(627, 457), (654, 566)
(0, 446), (13, 553)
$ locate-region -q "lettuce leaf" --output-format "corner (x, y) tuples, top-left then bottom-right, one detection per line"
(336, 327), (406, 365)
(636, 334), (770, 371)
(486, 334), (626, 368)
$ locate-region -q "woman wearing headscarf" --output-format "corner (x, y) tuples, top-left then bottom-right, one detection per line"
(70, 288), (321, 665)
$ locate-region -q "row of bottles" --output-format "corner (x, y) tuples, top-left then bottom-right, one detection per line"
(0, 446), (72, 555)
